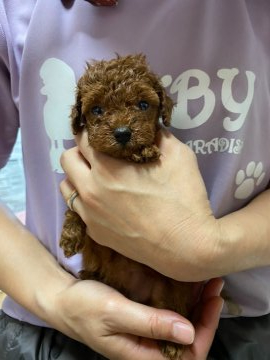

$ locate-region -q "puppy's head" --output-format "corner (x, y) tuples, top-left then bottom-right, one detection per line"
(71, 54), (173, 158)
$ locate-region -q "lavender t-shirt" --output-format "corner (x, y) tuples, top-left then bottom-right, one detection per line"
(1, 0), (270, 326)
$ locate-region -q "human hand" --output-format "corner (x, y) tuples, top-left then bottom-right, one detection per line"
(46, 276), (223, 360)
(61, 129), (221, 281)
(48, 278), (195, 360)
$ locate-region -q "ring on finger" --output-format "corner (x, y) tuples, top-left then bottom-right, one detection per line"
(67, 190), (79, 211)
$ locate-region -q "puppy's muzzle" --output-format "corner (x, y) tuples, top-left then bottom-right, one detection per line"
(114, 126), (132, 145)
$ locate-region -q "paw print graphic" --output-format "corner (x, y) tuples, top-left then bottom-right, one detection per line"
(234, 161), (265, 200)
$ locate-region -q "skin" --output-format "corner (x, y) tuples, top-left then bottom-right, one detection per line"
(0, 207), (223, 360)
(60, 129), (270, 282)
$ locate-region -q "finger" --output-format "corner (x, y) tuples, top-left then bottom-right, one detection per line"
(191, 278), (224, 324)
(188, 279), (224, 358)
(59, 178), (75, 203)
(60, 146), (92, 191)
(75, 130), (102, 166)
(60, 178), (86, 214)
(201, 278), (224, 302)
(105, 296), (195, 346)
(197, 297), (223, 333)
(190, 297), (223, 357)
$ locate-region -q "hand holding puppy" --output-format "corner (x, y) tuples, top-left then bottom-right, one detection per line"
(61, 128), (220, 283)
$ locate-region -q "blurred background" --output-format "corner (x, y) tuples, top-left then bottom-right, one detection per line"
(0, 130), (26, 306)
(0, 130), (26, 214)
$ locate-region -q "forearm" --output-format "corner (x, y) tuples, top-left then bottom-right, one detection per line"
(216, 189), (270, 274)
(0, 206), (76, 323)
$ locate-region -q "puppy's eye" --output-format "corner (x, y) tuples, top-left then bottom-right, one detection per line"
(91, 106), (104, 116)
(138, 101), (149, 111)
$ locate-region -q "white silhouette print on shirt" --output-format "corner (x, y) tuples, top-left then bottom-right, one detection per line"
(40, 58), (76, 173)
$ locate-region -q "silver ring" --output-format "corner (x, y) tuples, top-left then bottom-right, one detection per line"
(67, 190), (79, 211)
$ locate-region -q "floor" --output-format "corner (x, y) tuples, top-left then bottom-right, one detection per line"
(0, 131), (26, 307)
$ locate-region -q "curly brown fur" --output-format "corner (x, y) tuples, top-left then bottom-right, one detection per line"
(60, 54), (193, 359)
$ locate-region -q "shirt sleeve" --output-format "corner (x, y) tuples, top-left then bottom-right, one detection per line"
(0, 10), (19, 169)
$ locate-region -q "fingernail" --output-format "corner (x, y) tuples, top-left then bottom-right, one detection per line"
(172, 322), (194, 345)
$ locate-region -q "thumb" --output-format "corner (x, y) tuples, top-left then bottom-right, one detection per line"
(110, 297), (195, 346)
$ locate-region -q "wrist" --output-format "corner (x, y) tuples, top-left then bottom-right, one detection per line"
(34, 265), (77, 328)
(152, 213), (222, 282)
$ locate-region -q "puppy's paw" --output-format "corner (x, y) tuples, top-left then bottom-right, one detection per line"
(131, 145), (161, 163)
(59, 235), (84, 257)
(160, 341), (184, 360)
(60, 210), (86, 257)
(142, 144), (161, 161)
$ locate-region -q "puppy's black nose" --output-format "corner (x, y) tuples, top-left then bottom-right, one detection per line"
(114, 126), (132, 145)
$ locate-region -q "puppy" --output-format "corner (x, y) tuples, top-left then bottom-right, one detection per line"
(60, 54), (194, 359)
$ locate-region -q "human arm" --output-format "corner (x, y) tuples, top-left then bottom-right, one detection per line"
(0, 205), (205, 360)
(60, 129), (270, 282)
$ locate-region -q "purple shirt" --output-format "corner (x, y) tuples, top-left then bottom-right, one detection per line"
(1, 0), (270, 326)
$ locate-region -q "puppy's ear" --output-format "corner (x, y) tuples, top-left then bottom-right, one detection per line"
(71, 89), (86, 135)
(157, 85), (174, 127)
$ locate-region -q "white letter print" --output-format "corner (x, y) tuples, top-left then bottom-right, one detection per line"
(217, 68), (255, 132)
(166, 69), (215, 130)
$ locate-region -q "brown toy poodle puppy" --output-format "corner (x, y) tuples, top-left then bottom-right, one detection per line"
(60, 54), (194, 359)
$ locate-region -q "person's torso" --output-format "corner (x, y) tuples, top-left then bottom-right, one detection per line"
(1, 0), (270, 325)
